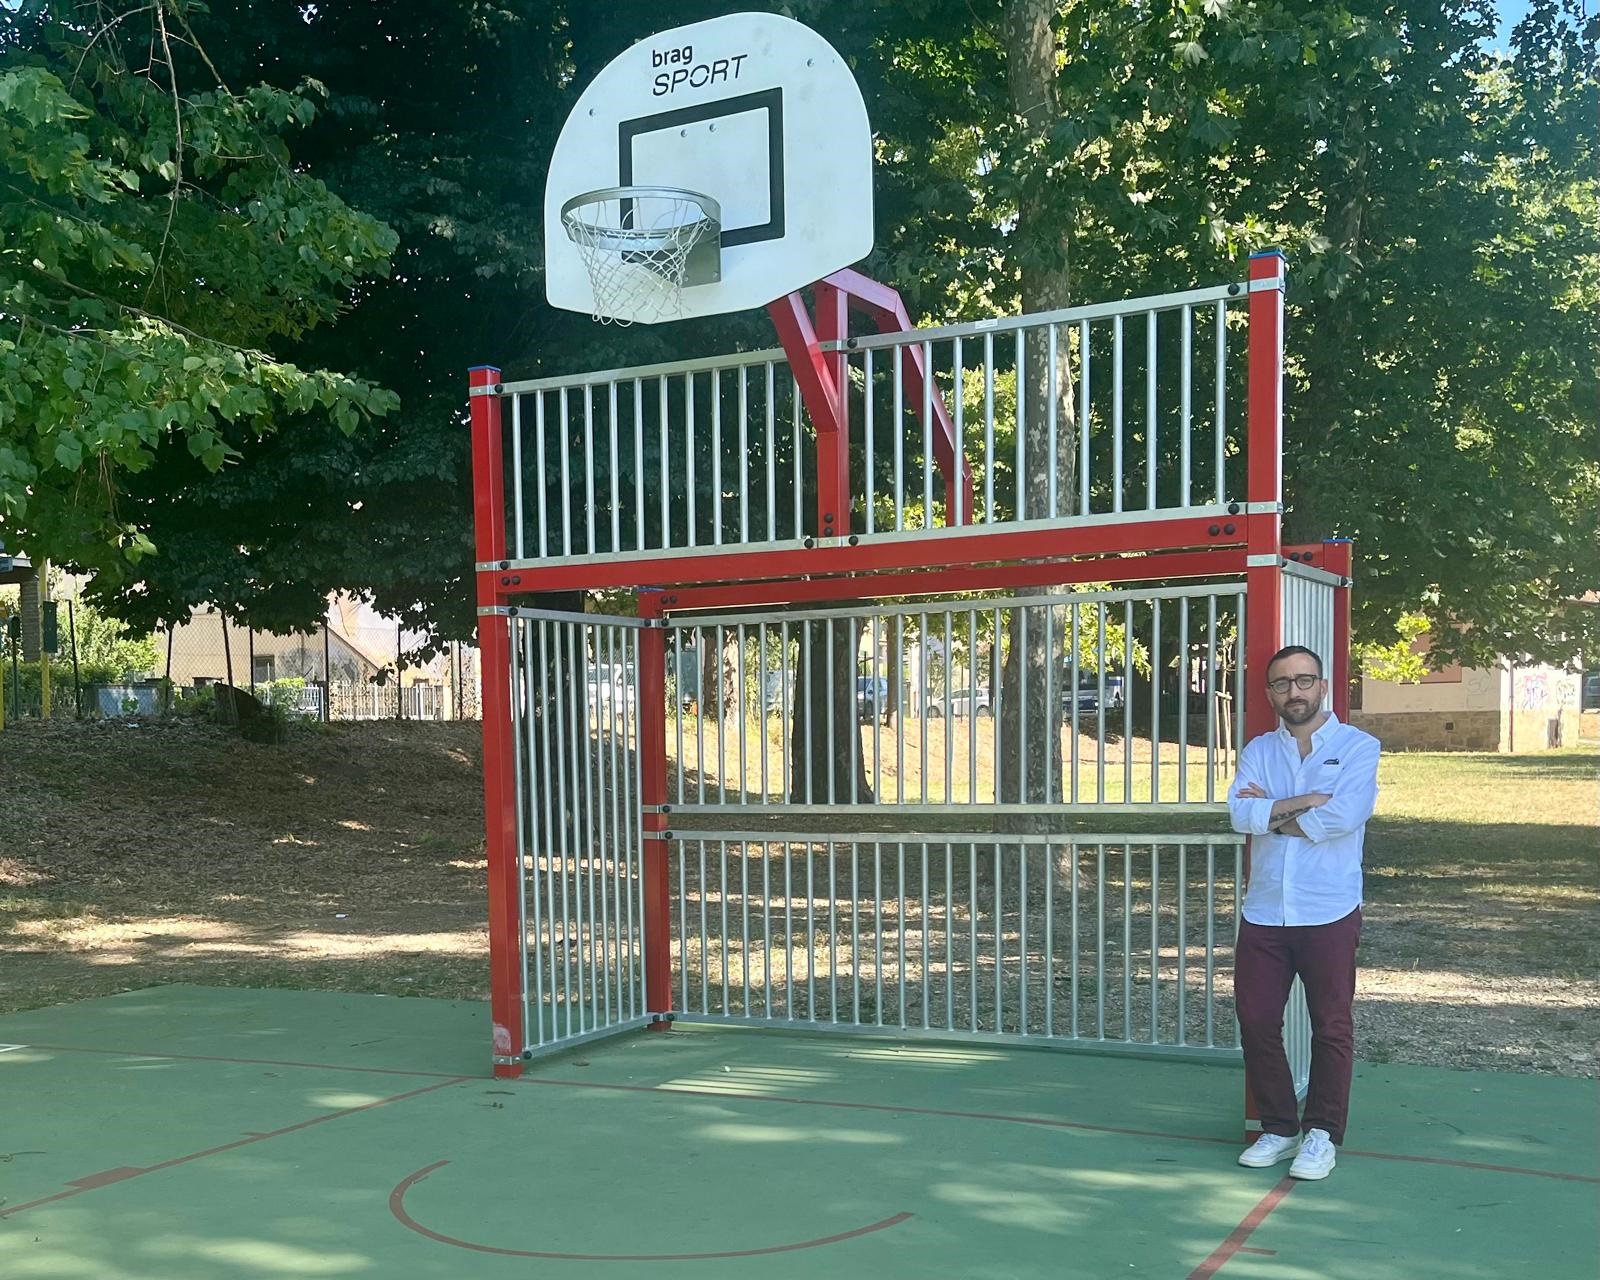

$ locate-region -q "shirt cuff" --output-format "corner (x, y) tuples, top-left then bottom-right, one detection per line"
(1296, 804), (1328, 842)
(1242, 797), (1275, 835)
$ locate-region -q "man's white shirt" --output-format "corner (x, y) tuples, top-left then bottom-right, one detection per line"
(1228, 714), (1381, 927)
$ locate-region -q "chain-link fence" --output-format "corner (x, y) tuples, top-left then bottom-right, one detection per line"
(0, 587), (481, 725)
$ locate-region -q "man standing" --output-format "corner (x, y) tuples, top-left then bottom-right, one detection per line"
(1228, 644), (1380, 1181)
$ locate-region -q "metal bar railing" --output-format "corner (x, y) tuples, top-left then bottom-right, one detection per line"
(487, 282), (1250, 573)
(509, 611), (649, 1056)
(660, 584), (1245, 813)
(661, 830), (1245, 1057)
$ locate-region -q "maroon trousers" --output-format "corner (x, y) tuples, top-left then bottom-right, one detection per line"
(1235, 907), (1362, 1145)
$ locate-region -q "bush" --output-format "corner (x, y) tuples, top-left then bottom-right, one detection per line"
(0, 657), (134, 718)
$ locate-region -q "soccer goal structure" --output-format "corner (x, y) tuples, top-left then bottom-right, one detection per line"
(467, 12), (1352, 1139)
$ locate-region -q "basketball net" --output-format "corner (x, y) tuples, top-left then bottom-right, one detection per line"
(563, 192), (715, 326)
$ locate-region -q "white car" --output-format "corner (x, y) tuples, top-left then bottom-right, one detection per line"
(927, 687), (991, 718)
(586, 663), (635, 716)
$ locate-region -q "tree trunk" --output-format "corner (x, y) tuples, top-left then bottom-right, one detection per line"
(18, 564), (43, 663)
(788, 613), (873, 804)
(998, 0), (1075, 807)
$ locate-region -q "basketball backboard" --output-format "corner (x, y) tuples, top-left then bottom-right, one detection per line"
(545, 12), (874, 324)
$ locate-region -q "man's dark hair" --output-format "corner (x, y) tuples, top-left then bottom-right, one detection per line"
(1265, 645), (1324, 679)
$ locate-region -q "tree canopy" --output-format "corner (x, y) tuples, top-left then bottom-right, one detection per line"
(5, 0), (1594, 667)
(0, 1), (400, 600)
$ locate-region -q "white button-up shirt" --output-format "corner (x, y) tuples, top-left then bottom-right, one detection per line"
(1228, 714), (1381, 927)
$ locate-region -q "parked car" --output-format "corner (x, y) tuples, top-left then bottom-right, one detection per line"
(856, 676), (891, 724)
(586, 662), (635, 715)
(927, 687), (991, 718)
(1065, 675), (1125, 715)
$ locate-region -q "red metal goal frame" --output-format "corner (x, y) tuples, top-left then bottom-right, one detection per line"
(469, 252), (1351, 1100)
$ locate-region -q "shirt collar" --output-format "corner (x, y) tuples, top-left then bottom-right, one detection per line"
(1276, 711), (1341, 745)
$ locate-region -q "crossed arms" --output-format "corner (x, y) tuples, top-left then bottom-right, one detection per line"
(1227, 736), (1381, 842)
(1235, 784), (1328, 838)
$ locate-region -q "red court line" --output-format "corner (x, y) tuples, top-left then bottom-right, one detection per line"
(0, 1076), (468, 1220)
(1187, 1178), (1296, 1279)
(391, 1159), (913, 1260)
(1335, 1145), (1600, 1183)
(19, 1041), (1600, 1185)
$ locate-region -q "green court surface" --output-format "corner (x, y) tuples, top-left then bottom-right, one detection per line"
(2, 987), (1595, 1279)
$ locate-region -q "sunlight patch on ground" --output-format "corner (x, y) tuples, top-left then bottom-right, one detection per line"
(1363, 968), (1599, 1009)
(8, 915), (484, 963)
(306, 1090), (389, 1108)
(694, 1121), (901, 1145)
(836, 1043), (1010, 1065)
(661, 1063), (837, 1094)
(145, 1237), (370, 1274)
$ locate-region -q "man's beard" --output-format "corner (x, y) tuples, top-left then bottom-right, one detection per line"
(1280, 698), (1319, 726)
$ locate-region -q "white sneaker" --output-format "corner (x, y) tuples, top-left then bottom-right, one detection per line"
(1289, 1128), (1337, 1180)
(1237, 1132), (1301, 1168)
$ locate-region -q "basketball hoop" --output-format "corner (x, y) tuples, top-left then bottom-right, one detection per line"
(560, 186), (721, 325)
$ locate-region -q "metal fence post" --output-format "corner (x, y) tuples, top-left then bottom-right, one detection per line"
(322, 620), (331, 722)
(68, 598), (82, 717)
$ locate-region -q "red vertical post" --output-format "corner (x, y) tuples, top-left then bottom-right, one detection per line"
(1241, 250), (1286, 1135)
(1323, 539), (1354, 720)
(637, 591), (673, 1022)
(469, 364), (525, 1078)
(813, 280), (851, 542)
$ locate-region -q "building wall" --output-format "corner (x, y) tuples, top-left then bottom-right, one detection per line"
(1505, 666), (1583, 752)
(1353, 661), (1582, 752)
(1358, 664), (1502, 714)
(1349, 708), (1501, 751)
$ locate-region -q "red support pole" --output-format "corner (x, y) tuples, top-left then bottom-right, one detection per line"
(1241, 250), (1287, 1135)
(637, 592), (673, 1024)
(469, 364), (525, 1078)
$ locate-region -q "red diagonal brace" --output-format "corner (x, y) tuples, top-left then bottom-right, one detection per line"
(769, 273), (976, 543)
(824, 269), (974, 527)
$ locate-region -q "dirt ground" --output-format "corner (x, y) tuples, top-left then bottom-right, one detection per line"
(1, 717), (1594, 1077)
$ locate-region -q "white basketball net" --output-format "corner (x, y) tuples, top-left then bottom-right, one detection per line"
(562, 191), (715, 325)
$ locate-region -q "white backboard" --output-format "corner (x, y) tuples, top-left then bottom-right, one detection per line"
(545, 12), (874, 324)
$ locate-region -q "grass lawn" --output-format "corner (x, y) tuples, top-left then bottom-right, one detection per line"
(0, 719), (1593, 1074)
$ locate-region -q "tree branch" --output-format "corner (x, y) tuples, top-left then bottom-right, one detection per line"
(145, 1), (183, 312)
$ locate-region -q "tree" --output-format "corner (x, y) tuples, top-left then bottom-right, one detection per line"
(0, 2), (399, 602)
(840, 0), (1596, 678)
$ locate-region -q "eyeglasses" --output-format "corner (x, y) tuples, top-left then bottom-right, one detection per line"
(1267, 673), (1322, 693)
